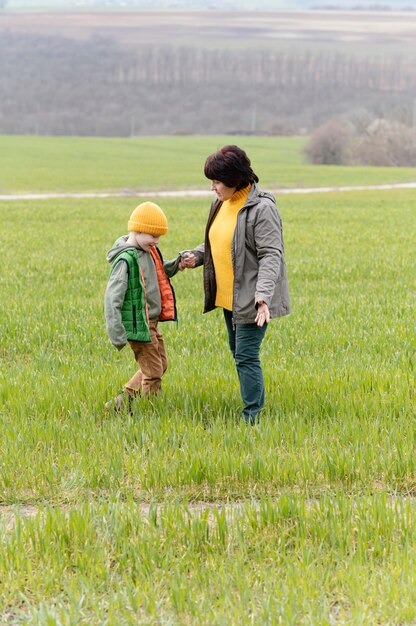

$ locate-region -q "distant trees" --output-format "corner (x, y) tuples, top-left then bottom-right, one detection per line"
(351, 118), (416, 166)
(0, 31), (415, 140)
(0, 0), (8, 8)
(304, 114), (416, 166)
(303, 120), (353, 165)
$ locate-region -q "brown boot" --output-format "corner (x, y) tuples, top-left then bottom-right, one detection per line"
(105, 390), (133, 415)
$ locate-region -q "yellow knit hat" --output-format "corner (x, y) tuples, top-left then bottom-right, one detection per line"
(127, 202), (168, 237)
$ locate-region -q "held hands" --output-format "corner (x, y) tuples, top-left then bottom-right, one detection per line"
(255, 302), (270, 327)
(179, 252), (197, 271)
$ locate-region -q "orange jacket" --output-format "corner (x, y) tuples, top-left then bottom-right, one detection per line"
(150, 247), (177, 322)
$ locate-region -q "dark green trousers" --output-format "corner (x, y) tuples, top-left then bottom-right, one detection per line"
(223, 309), (268, 423)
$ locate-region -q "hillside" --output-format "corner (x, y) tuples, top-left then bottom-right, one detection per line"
(3, 0), (415, 8)
(0, 9), (415, 136)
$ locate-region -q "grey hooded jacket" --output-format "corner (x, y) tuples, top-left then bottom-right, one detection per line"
(104, 236), (181, 349)
(190, 183), (290, 324)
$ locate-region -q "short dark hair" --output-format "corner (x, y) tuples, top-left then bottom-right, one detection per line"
(204, 145), (259, 190)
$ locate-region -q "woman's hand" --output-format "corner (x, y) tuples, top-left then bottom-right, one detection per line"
(255, 302), (270, 327)
(179, 252), (197, 270)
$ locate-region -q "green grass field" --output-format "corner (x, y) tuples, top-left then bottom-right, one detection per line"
(0, 136), (415, 624)
(1, 134), (416, 193)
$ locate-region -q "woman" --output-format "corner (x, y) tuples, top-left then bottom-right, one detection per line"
(183, 145), (290, 423)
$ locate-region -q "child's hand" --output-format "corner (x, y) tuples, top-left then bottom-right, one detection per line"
(179, 252), (197, 270)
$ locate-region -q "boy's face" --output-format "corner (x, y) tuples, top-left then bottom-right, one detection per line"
(135, 232), (160, 252)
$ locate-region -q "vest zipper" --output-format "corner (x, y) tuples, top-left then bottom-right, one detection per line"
(132, 304), (137, 334)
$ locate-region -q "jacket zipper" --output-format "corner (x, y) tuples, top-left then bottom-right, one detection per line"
(231, 204), (246, 330)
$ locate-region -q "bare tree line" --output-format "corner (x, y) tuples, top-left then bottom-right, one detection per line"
(112, 48), (415, 93)
(0, 32), (414, 136)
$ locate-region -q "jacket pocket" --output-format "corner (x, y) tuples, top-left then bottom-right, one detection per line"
(132, 305), (137, 334)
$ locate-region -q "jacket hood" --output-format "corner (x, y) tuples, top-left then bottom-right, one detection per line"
(106, 235), (137, 263)
(246, 182), (275, 207)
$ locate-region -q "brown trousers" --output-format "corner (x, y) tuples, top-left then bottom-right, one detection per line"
(125, 322), (168, 397)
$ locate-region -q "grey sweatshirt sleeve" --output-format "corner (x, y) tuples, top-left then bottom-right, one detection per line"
(254, 202), (283, 306)
(104, 261), (128, 350)
(163, 253), (182, 278)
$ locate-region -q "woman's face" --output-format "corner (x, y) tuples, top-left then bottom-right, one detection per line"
(210, 180), (236, 202)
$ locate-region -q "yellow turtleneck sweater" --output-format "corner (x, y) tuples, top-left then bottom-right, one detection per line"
(209, 184), (251, 310)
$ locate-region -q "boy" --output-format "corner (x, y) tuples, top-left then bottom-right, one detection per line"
(104, 201), (182, 413)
